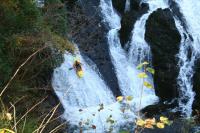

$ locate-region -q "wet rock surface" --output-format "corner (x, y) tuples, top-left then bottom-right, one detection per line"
(145, 8), (181, 101)
(192, 58), (200, 111)
(117, 0), (149, 47)
(141, 100), (179, 118)
(65, 0), (122, 96)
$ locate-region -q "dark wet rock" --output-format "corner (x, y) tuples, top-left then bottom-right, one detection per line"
(145, 8), (181, 101)
(190, 126), (200, 133)
(141, 100), (179, 118)
(77, 0), (100, 16)
(119, 0), (149, 47)
(112, 0), (126, 15)
(192, 58), (200, 111)
(65, 0), (122, 96)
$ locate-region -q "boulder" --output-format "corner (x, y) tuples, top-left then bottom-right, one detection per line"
(145, 8), (181, 101)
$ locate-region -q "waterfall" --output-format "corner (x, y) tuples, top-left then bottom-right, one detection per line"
(51, 0), (200, 131)
(174, 18), (195, 117)
(100, 0), (164, 110)
(52, 49), (135, 132)
(173, 0), (200, 116)
(125, 0), (130, 12)
(128, 0), (168, 64)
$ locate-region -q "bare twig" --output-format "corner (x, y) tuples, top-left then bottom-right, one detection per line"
(13, 96), (48, 128)
(10, 103), (17, 133)
(8, 96), (27, 111)
(0, 45), (47, 97)
(36, 104), (59, 133)
(33, 114), (62, 133)
(22, 117), (27, 133)
(39, 103), (60, 133)
(49, 122), (67, 133)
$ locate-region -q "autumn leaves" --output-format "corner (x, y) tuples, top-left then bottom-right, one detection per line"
(136, 116), (172, 129)
(116, 61), (172, 130)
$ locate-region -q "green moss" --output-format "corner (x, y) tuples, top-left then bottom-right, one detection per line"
(0, 0), (72, 132)
(18, 116), (39, 133)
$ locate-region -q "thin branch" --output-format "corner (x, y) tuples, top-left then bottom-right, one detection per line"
(13, 96), (48, 128)
(10, 103), (17, 133)
(8, 96), (27, 111)
(33, 114), (63, 133)
(39, 103), (60, 133)
(22, 116), (27, 133)
(36, 104), (59, 133)
(0, 45), (47, 97)
(49, 122), (67, 133)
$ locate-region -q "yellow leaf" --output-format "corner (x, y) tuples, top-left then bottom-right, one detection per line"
(0, 129), (15, 133)
(160, 116), (170, 125)
(136, 62), (149, 69)
(146, 67), (155, 74)
(136, 119), (145, 127)
(126, 96), (133, 101)
(144, 81), (153, 89)
(136, 63), (143, 69)
(144, 123), (154, 129)
(142, 61), (149, 65)
(6, 113), (12, 121)
(138, 73), (148, 78)
(156, 122), (165, 129)
(145, 118), (156, 125)
(160, 116), (168, 122)
(116, 96), (123, 102)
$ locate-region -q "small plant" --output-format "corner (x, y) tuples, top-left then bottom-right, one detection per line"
(136, 61), (154, 117)
(135, 116), (172, 129)
(135, 62), (173, 132)
(116, 96), (133, 113)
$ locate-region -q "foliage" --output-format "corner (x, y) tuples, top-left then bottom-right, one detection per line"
(0, 0), (75, 86)
(43, 0), (68, 36)
(136, 116), (172, 129)
(0, 129), (15, 133)
(0, 0), (73, 132)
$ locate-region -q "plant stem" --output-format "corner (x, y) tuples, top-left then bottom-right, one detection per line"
(138, 65), (146, 118)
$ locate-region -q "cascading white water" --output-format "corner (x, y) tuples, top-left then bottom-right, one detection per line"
(128, 0), (168, 64)
(172, 0), (200, 116)
(51, 0), (200, 131)
(52, 49), (135, 132)
(125, 0), (130, 12)
(173, 18), (195, 117)
(53, 52), (114, 107)
(100, 0), (163, 110)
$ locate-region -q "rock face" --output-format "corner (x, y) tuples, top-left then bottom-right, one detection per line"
(65, 0), (122, 96)
(112, 0), (126, 15)
(145, 8), (181, 101)
(192, 59), (200, 111)
(112, 0), (149, 47)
